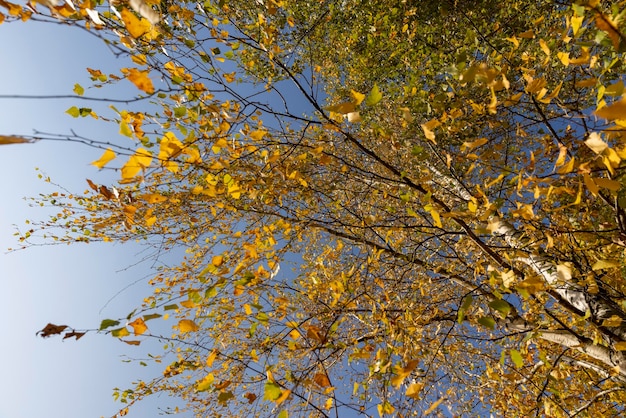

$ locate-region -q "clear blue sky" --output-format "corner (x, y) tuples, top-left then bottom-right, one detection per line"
(0, 17), (188, 418)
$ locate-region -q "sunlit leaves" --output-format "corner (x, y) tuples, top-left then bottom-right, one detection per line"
(91, 148), (116, 169)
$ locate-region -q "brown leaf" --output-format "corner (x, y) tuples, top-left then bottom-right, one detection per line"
(86, 179), (99, 192)
(99, 185), (115, 200)
(63, 331), (86, 341)
(37, 323), (68, 338)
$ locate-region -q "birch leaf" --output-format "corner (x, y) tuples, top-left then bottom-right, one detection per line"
(91, 148), (116, 169)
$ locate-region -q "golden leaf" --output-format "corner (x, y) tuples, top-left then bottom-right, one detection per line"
(140, 193), (168, 203)
(350, 89), (366, 105)
(127, 68), (154, 94)
(178, 319), (200, 333)
(595, 99), (626, 121)
(594, 177), (620, 191)
(120, 9), (151, 39)
(592, 259), (619, 270)
(325, 101), (356, 115)
(91, 148), (116, 169)
(128, 317), (148, 335)
(405, 382), (424, 399)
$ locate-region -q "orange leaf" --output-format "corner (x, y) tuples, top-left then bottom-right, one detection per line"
(121, 8), (151, 38)
(129, 318), (148, 335)
(595, 99), (626, 121)
(127, 68), (154, 94)
(178, 319), (200, 333)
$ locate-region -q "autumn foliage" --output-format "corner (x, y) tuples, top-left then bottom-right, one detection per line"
(6, 0), (626, 416)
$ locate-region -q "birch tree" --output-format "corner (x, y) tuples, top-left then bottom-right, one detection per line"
(5, 0), (626, 416)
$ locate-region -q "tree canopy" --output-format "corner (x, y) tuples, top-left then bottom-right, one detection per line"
(6, 0), (626, 416)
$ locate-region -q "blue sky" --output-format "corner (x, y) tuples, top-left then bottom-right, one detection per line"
(0, 17), (187, 418)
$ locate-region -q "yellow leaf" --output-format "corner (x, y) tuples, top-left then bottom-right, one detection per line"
(325, 101), (356, 115)
(571, 15), (583, 36)
(145, 216), (157, 226)
(421, 119), (440, 144)
(539, 39), (550, 56)
(391, 359), (419, 388)
(429, 207), (442, 228)
(461, 137), (488, 152)
(405, 382), (424, 399)
(615, 341), (626, 351)
(583, 174), (599, 196)
(122, 149), (153, 180)
(595, 99), (626, 120)
(212, 255), (224, 266)
(127, 68), (154, 94)
(377, 401), (395, 417)
(180, 299), (197, 308)
(275, 389), (292, 406)
(196, 373), (214, 392)
(178, 319), (200, 333)
(602, 315), (622, 327)
(91, 148), (116, 169)
(556, 157), (575, 174)
(594, 177), (620, 191)
(128, 318), (148, 335)
(585, 132), (608, 154)
(120, 9), (151, 39)
(557, 52), (570, 66)
(206, 350), (218, 367)
(592, 259), (619, 270)
(249, 130), (267, 141)
(424, 397), (445, 415)
(350, 89), (366, 105)
(140, 193), (168, 203)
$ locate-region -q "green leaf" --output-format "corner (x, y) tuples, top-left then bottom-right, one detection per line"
(99, 319), (120, 330)
(488, 299), (511, 316)
(365, 84), (383, 106)
(120, 121), (133, 137)
(477, 316), (496, 329)
(457, 295), (473, 323)
(164, 304), (179, 311)
(196, 373), (214, 392)
(111, 327), (130, 337)
(174, 107), (187, 118)
(143, 313), (162, 321)
(264, 381), (282, 400)
(66, 106), (80, 118)
(510, 349), (524, 368)
(217, 391), (234, 404)
(73, 83), (85, 96)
